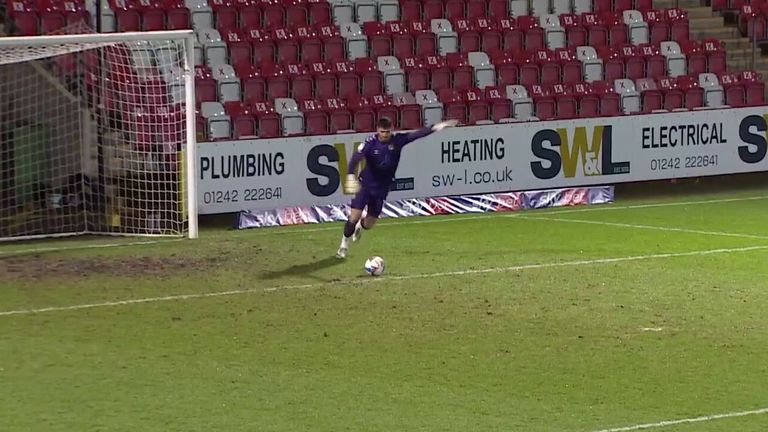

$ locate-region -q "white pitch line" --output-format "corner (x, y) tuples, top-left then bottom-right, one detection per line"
(234, 195), (768, 237)
(589, 406), (768, 432)
(1, 244), (766, 317)
(1, 195), (766, 256)
(538, 194), (768, 216)
(0, 239), (183, 257)
(515, 215), (768, 241)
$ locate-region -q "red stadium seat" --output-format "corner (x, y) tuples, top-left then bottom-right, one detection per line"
(439, 88), (468, 123)
(592, 80), (621, 116)
(573, 82), (600, 117)
(347, 94), (376, 131)
(446, 52), (474, 90)
(424, 54), (451, 91)
(489, 49), (519, 86)
(635, 78), (663, 112)
(402, 56), (429, 92)
(317, 24), (346, 61)
(237, 63), (266, 104)
(657, 77), (684, 110)
(484, 86), (512, 121)
(529, 84), (556, 120)
(465, 88), (491, 123)
(252, 101), (281, 138)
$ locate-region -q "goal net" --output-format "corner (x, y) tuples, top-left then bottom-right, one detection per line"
(0, 27), (197, 241)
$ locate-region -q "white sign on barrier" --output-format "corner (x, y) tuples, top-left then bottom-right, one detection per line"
(196, 107), (768, 214)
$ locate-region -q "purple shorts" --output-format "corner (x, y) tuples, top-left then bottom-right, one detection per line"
(350, 188), (385, 217)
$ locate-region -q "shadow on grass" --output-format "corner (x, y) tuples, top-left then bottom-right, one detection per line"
(259, 256), (346, 282)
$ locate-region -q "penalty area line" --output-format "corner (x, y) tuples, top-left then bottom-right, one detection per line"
(588, 406), (768, 432)
(1, 244), (767, 317)
(514, 215), (768, 241)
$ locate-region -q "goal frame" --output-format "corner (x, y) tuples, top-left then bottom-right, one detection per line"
(0, 30), (198, 240)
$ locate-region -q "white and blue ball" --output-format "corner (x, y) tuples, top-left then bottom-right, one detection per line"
(364, 256), (385, 276)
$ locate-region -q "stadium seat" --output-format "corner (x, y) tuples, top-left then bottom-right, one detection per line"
(505, 84), (534, 120)
(286, 63), (314, 100)
(635, 77), (664, 112)
(252, 100), (281, 137)
(656, 76), (681, 110)
(274, 97), (306, 135)
(347, 94), (376, 131)
(660, 41), (687, 77)
(719, 72), (745, 107)
(316, 24), (346, 62)
(702, 39), (727, 75)
(577, 46), (603, 82)
(552, 83), (578, 118)
(201, 101), (232, 139)
(378, 0), (400, 22)
(573, 81), (600, 117)
(676, 75), (704, 109)
(488, 49), (518, 86)
(432, 18), (459, 55)
(237, 63), (266, 104)
(185, 0), (213, 29)
(484, 86), (512, 122)
(438, 88), (468, 123)
(529, 84), (556, 120)
(339, 22), (368, 59)
(300, 98), (329, 134)
(246, 28), (275, 64)
(414, 89), (444, 126)
(211, 63), (241, 102)
(223, 28), (251, 66)
(370, 93), (399, 124)
(698, 73), (724, 108)
(224, 101), (256, 138)
(561, 14), (587, 48)
(540, 14), (566, 49)
(623, 9), (649, 45)
(259, 62), (289, 100)
(739, 70), (765, 106)
(377, 56), (406, 94)
(592, 80), (621, 116)
(363, 21), (392, 57)
(446, 52), (475, 90)
(195, 65), (218, 104)
(614, 78), (641, 113)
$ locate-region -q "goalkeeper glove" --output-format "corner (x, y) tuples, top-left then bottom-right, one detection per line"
(343, 174), (361, 194)
(432, 119), (459, 131)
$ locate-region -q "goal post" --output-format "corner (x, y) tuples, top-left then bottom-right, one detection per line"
(0, 29), (198, 241)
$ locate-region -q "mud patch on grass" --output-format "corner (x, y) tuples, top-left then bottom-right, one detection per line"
(0, 255), (224, 280)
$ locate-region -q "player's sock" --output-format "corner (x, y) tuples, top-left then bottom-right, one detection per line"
(352, 219), (364, 242)
(343, 220), (356, 238)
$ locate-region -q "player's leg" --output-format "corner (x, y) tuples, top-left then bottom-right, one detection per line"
(337, 192), (366, 258)
(354, 195), (383, 239)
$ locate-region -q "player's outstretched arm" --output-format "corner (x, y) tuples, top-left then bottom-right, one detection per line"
(432, 119), (459, 131)
(402, 119), (459, 146)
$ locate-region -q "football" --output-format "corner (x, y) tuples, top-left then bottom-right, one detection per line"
(364, 256), (385, 276)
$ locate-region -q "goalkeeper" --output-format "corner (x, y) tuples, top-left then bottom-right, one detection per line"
(336, 117), (458, 259)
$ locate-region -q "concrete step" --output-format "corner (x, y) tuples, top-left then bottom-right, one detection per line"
(727, 57), (768, 71)
(690, 16), (725, 30)
(720, 37), (756, 50)
(685, 7), (714, 19)
(726, 48), (755, 59)
(654, 0), (703, 8)
(690, 27), (741, 40)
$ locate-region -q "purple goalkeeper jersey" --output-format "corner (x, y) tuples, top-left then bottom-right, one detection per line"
(347, 127), (434, 196)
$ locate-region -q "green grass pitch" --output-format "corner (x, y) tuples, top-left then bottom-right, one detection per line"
(2, 187), (768, 432)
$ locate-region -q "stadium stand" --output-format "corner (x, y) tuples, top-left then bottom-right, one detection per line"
(1, 0), (766, 139)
